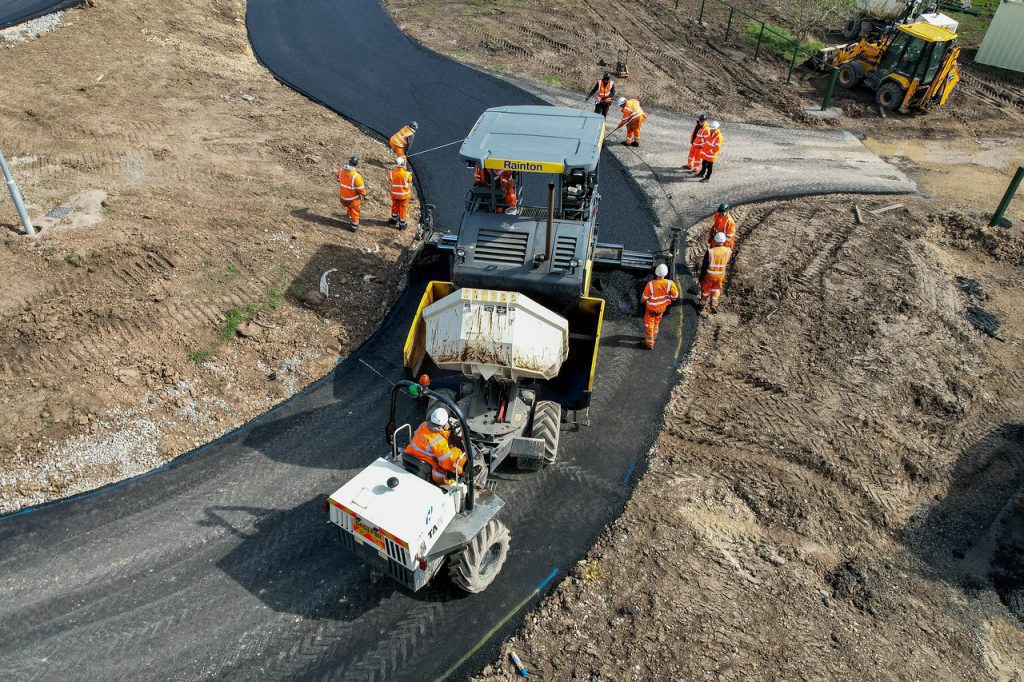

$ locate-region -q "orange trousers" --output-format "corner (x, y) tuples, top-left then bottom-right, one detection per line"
(643, 306), (666, 348)
(688, 143), (702, 172)
(390, 143), (406, 158)
(390, 197), (409, 221)
(340, 196), (361, 224)
(699, 274), (724, 307)
(626, 121), (642, 144)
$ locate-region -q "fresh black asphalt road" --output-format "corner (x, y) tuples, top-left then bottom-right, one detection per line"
(0, 0), (694, 679)
(0, 0), (79, 29)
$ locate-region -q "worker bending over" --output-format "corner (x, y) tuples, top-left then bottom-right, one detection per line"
(388, 156), (413, 229)
(688, 114), (709, 174)
(696, 121), (722, 182)
(616, 96), (647, 147)
(641, 263), (679, 349)
(337, 155), (367, 229)
(405, 407), (468, 486)
(708, 203), (736, 249)
(699, 231), (732, 313)
(585, 72), (616, 118)
(389, 121), (418, 158)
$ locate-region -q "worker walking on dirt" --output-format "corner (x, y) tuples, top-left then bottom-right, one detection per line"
(687, 114), (709, 174)
(708, 203), (736, 249)
(615, 96), (647, 147)
(585, 72), (616, 118)
(387, 157), (414, 229)
(405, 407), (468, 486)
(389, 121), (418, 158)
(337, 155), (367, 229)
(699, 231), (732, 313)
(640, 263), (679, 349)
(696, 121), (722, 182)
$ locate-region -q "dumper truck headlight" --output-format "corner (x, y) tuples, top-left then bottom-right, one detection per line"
(569, 258), (581, 269)
(455, 247), (467, 263)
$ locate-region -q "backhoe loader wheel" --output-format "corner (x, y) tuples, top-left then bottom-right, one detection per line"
(527, 400), (561, 468)
(837, 62), (864, 89)
(448, 519), (510, 593)
(876, 81), (905, 111)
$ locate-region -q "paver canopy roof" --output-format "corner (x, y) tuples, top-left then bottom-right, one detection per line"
(459, 105), (606, 172)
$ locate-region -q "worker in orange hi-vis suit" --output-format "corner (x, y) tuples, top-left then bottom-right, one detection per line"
(640, 263), (679, 349)
(337, 155), (367, 229)
(699, 231), (732, 313)
(707, 203), (736, 249)
(697, 121), (723, 183)
(387, 156), (413, 229)
(389, 121), (418, 158)
(615, 96), (647, 147)
(405, 407), (467, 486)
(688, 114), (709, 173)
(497, 169), (518, 214)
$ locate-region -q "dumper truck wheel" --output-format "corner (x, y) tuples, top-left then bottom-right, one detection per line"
(448, 519), (510, 593)
(529, 400), (561, 467)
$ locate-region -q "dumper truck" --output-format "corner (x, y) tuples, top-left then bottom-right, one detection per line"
(327, 106), (675, 593)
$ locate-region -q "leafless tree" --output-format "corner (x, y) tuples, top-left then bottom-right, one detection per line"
(779, 0), (858, 41)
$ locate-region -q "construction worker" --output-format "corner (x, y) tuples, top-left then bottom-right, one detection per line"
(640, 263), (679, 349)
(497, 169), (518, 214)
(707, 203), (736, 249)
(696, 121), (722, 183)
(699, 231), (732, 313)
(389, 121), (418, 158)
(405, 407), (468, 486)
(473, 164), (494, 188)
(585, 72), (616, 118)
(337, 155), (367, 229)
(615, 96), (646, 147)
(687, 114), (709, 174)
(387, 156), (413, 229)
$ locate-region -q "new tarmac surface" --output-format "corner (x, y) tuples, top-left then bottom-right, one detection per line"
(0, 0), (689, 679)
(0, 0), (79, 29)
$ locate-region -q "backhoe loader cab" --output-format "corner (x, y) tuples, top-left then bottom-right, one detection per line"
(830, 21), (960, 113)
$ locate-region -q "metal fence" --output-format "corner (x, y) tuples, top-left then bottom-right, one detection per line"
(692, 0), (841, 111)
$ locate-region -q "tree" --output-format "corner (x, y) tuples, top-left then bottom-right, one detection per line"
(778, 0), (858, 42)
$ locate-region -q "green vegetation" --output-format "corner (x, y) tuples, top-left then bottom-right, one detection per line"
(540, 73), (573, 89)
(190, 279), (289, 362)
(949, 0), (999, 46)
(489, 63), (511, 73)
(188, 349), (213, 364)
(40, 404), (54, 427)
(64, 252), (85, 267)
(226, 263), (239, 274)
(744, 22), (824, 59)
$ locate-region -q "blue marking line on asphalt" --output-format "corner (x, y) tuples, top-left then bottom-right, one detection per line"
(436, 567), (560, 681)
(623, 462), (637, 485)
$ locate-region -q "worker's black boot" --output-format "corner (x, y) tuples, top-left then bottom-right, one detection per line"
(630, 141), (639, 147)
(398, 220), (408, 230)
(388, 215), (398, 225)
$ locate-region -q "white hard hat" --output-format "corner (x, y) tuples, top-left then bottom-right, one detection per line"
(714, 231), (727, 244)
(395, 156), (406, 167)
(617, 97), (627, 107)
(710, 121), (720, 130)
(429, 407), (450, 428)
(655, 263), (669, 277)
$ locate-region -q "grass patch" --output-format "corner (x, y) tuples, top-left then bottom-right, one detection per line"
(192, 280), (289, 361)
(226, 263), (239, 274)
(489, 63), (511, 73)
(64, 252), (85, 267)
(950, 0), (999, 46)
(540, 73), (573, 89)
(188, 349), (213, 364)
(744, 22), (824, 59)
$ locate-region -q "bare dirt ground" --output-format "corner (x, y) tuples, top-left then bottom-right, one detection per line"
(0, 0), (415, 513)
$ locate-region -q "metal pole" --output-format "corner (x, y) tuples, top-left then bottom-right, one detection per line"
(725, 7), (734, 41)
(698, 0), (706, 25)
(989, 165), (1023, 227)
(0, 148), (34, 236)
(822, 67), (839, 110)
(786, 46), (799, 85)
(754, 23), (766, 62)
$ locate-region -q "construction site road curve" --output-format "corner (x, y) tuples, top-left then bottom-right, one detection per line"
(0, 0), (685, 680)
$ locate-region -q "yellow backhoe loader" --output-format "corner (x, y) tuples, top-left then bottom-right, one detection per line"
(824, 21), (960, 113)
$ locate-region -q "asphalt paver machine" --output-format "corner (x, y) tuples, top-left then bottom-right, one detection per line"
(328, 106), (676, 593)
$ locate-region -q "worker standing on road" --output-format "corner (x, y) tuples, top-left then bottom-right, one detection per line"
(687, 114), (709, 174)
(405, 408), (468, 486)
(337, 155), (367, 229)
(699, 231), (732, 313)
(707, 203), (736, 249)
(615, 96), (647, 147)
(585, 72), (616, 118)
(696, 121), (722, 182)
(640, 263), (679, 349)
(387, 156), (413, 229)
(389, 121), (418, 158)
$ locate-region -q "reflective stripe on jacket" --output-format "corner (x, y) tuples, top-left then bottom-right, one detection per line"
(707, 245), (732, 277)
(701, 130), (722, 162)
(642, 278), (679, 314)
(595, 79), (614, 102)
(390, 126), (415, 149)
(620, 99), (646, 127)
(337, 167), (365, 201)
(388, 166), (413, 199)
(405, 422), (464, 482)
(709, 212), (736, 248)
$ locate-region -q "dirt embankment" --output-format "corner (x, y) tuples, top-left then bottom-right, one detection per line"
(474, 197), (1024, 679)
(0, 0), (415, 513)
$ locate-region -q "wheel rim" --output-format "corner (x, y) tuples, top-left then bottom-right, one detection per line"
(839, 69), (852, 85)
(478, 541), (503, 576)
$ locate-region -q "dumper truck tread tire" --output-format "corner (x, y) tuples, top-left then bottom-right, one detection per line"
(530, 400), (561, 467)
(876, 81), (905, 111)
(448, 519), (510, 593)
(838, 62), (864, 89)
